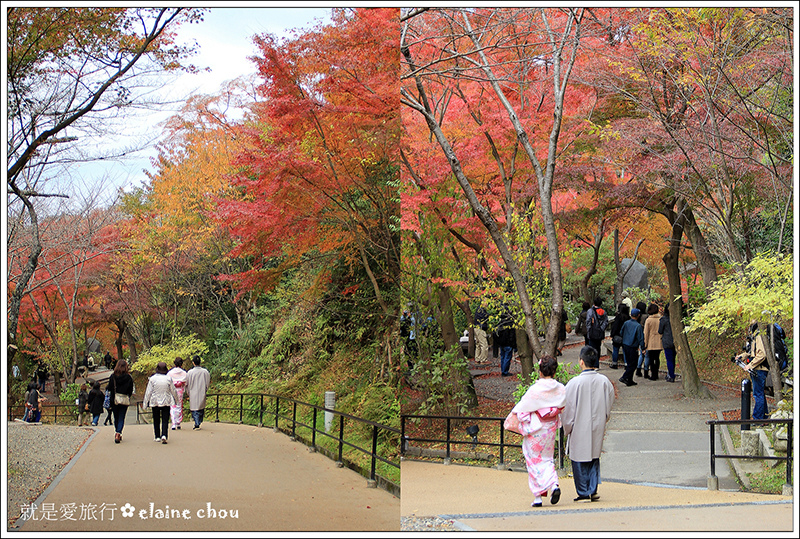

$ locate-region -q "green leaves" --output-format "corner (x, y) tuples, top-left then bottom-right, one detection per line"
(687, 252), (793, 335)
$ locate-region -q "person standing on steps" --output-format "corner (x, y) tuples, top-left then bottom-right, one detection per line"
(619, 308), (645, 387)
(143, 361), (180, 444)
(659, 304), (676, 382)
(107, 359), (134, 444)
(495, 315), (517, 377)
(561, 346), (614, 502)
(643, 303), (663, 381)
(185, 355), (211, 429)
(511, 355), (566, 508)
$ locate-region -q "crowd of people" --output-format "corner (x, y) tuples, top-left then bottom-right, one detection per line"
(20, 354), (212, 444)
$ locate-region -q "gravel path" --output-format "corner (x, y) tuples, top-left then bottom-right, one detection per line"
(401, 515), (462, 531)
(6, 422), (94, 529)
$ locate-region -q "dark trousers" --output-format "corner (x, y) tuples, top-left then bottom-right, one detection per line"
(621, 345), (638, 382)
(750, 369), (768, 420)
(588, 338), (603, 358)
(500, 346), (514, 375)
(647, 350), (661, 379)
(663, 347), (676, 378)
(152, 406), (170, 439)
(571, 458), (600, 497)
(113, 404), (128, 434)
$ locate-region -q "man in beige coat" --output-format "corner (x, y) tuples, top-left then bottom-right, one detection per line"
(185, 356), (211, 430)
(561, 346), (614, 501)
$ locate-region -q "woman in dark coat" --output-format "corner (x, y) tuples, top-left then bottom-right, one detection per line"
(87, 380), (105, 426)
(107, 359), (134, 443)
(658, 304), (676, 382)
(609, 303), (630, 369)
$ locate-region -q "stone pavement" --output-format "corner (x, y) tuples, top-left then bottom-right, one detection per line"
(17, 422), (399, 532)
(402, 338), (796, 532)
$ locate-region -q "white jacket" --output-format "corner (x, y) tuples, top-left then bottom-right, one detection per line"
(143, 373), (179, 408)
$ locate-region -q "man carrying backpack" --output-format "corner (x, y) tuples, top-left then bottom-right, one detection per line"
(585, 298), (608, 359)
(736, 321), (770, 420)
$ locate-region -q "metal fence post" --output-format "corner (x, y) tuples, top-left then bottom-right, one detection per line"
(291, 401), (297, 440)
(239, 394), (244, 424)
(258, 394), (264, 427)
(215, 394), (220, 422)
(311, 407), (317, 450)
(741, 379), (751, 431)
(369, 424), (379, 486)
(337, 414), (345, 465)
(499, 419), (505, 465)
(444, 417), (451, 464)
(274, 396), (280, 432)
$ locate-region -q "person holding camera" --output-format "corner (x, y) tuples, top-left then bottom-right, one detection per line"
(736, 321), (770, 420)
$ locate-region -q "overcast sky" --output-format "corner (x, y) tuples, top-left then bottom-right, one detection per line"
(74, 6), (333, 196)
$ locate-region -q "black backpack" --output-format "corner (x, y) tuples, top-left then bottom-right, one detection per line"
(587, 308), (608, 341)
(767, 323), (789, 372)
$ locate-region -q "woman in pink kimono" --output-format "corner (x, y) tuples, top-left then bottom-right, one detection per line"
(167, 357), (188, 430)
(511, 355), (566, 507)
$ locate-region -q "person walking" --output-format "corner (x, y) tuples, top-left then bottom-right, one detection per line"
(635, 301), (649, 377)
(659, 304), (676, 382)
(25, 382), (44, 423)
(561, 346), (614, 502)
(77, 383), (90, 426)
(511, 355), (566, 507)
(107, 359), (134, 443)
(102, 386), (114, 426)
(167, 357), (188, 430)
(608, 303), (630, 370)
(619, 308), (645, 387)
(495, 318), (517, 377)
(556, 309), (568, 357)
(103, 351), (114, 370)
(143, 361), (180, 444)
(185, 356), (211, 429)
(87, 381), (105, 426)
(36, 361), (49, 393)
(643, 303), (663, 381)
(575, 301), (590, 346)
(585, 298), (608, 359)
(474, 306), (490, 365)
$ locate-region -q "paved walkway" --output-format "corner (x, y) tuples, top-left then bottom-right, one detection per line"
(18, 422), (399, 532)
(402, 338), (796, 532)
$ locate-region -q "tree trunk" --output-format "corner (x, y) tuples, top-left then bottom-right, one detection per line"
(516, 327), (534, 382)
(114, 319), (127, 364)
(125, 326), (138, 363)
(436, 286), (459, 351)
(663, 199), (714, 399)
(683, 206), (718, 290)
(579, 218), (605, 303)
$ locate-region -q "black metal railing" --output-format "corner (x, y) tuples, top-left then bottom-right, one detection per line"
(137, 392), (400, 487)
(11, 393), (400, 490)
(401, 413), (566, 469)
(707, 418), (794, 487)
(8, 403), (89, 425)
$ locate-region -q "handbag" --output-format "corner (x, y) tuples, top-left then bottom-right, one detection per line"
(103, 390), (111, 409)
(612, 334), (623, 346)
(503, 411), (522, 434)
(114, 393), (130, 406)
